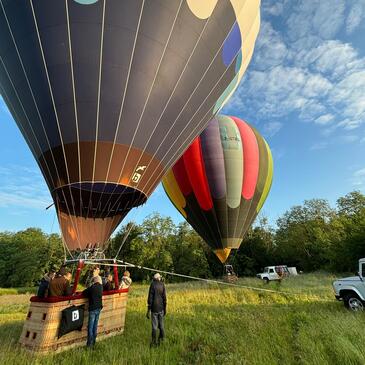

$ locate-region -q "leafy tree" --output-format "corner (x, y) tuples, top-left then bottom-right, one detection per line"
(2, 190), (365, 288)
(170, 222), (210, 279)
(337, 191), (365, 217)
(0, 228), (63, 287)
(330, 191), (365, 272)
(275, 199), (335, 271)
(232, 216), (276, 276)
(113, 213), (175, 281)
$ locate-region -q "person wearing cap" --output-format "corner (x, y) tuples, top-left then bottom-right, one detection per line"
(146, 273), (167, 347)
(48, 267), (72, 297)
(83, 275), (103, 347)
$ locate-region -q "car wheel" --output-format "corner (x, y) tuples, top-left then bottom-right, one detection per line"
(343, 293), (364, 311)
(263, 278), (269, 284)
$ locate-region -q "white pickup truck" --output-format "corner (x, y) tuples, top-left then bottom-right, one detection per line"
(256, 265), (290, 283)
(333, 258), (365, 311)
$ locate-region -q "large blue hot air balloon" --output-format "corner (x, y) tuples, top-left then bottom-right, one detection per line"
(0, 0), (260, 253)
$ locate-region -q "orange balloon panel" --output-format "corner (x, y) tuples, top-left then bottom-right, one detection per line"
(58, 212), (122, 251)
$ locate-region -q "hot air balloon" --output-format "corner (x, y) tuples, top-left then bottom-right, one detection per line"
(162, 115), (273, 263)
(0, 0), (261, 255)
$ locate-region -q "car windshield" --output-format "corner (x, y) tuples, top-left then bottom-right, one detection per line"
(264, 267), (269, 273)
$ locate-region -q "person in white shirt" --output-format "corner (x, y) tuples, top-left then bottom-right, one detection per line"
(119, 271), (132, 289)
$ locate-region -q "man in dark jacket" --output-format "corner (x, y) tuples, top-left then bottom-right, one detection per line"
(37, 271), (55, 298)
(83, 275), (103, 347)
(48, 267), (72, 297)
(146, 273), (167, 347)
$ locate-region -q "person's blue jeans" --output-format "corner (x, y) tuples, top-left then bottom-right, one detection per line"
(151, 311), (165, 342)
(87, 308), (101, 347)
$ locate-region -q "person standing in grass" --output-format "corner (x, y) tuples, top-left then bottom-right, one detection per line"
(146, 273), (167, 347)
(83, 275), (103, 348)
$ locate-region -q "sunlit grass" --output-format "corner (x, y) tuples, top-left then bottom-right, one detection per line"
(0, 273), (363, 365)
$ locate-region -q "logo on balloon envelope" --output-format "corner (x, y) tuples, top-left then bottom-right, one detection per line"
(131, 166), (147, 184)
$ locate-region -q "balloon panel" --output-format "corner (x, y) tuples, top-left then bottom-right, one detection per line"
(162, 115), (273, 262)
(0, 0), (260, 251)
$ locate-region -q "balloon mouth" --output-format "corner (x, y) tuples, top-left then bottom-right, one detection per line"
(53, 182), (147, 218)
(69, 182), (133, 194)
(214, 248), (231, 263)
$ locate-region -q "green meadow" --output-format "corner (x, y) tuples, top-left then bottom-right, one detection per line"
(1, 273), (364, 365)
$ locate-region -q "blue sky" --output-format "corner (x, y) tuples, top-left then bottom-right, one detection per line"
(1, 0), (365, 233)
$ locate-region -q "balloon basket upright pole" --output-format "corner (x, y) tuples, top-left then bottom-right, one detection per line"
(72, 260), (84, 294)
(19, 260), (129, 354)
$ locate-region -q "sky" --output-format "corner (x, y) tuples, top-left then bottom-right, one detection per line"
(0, 0), (365, 234)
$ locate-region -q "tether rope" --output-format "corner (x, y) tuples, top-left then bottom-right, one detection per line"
(112, 227), (133, 260)
(81, 259), (331, 301)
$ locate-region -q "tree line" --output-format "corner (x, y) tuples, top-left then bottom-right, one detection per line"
(0, 190), (364, 288)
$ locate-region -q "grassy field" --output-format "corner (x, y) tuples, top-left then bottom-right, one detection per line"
(1, 273), (365, 365)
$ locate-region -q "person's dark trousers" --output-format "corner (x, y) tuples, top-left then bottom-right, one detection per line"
(87, 308), (101, 347)
(151, 311), (165, 345)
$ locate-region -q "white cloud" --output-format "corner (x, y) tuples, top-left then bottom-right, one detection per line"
(225, 66), (331, 120)
(329, 70), (365, 124)
(310, 134), (359, 152)
(295, 40), (364, 80)
(286, 0), (346, 41)
(302, 73), (332, 98)
(270, 147), (286, 160)
(315, 114), (334, 125)
(263, 122), (283, 137)
(0, 164), (50, 210)
(354, 168), (365, 177)
(337, 119), (363, 130)
(338, 135), (359, 144)
(0, 192), (49, 210)
(224, 0), (365, 137)
(310, 142), (328, 151)
(253, 22), (288, 71)
(351, 167), (365, 187)
(262, 1), (285, 16)
(346, 1), (365, 34)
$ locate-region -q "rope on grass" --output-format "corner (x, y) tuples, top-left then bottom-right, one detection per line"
(82, 259), (331, 302)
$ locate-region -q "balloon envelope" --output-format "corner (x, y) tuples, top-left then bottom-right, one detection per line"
(0, 0), (260, 252)
(162, 115), (273, 263)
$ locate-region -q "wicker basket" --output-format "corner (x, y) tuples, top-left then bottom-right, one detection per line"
(19, 289), (128, 353)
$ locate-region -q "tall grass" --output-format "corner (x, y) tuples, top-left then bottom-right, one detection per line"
(0, 287), (36, 296)
(0, 273), (364, 365)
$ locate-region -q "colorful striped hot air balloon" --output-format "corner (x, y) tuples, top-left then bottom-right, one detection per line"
(0, 0), (260, 253)
(162, 115), (273, 263)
